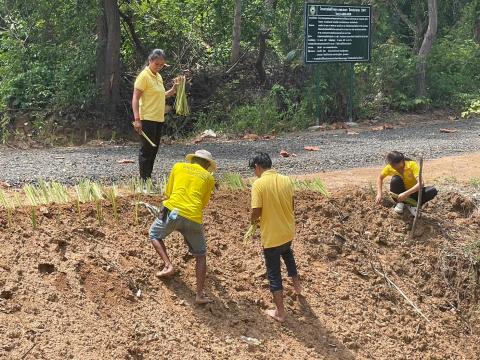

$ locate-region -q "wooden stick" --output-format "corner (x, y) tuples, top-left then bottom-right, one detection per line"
(132, 122), (157, 147)
(410, 157), (424, 239)
(21, 343), (37, 359)
(372, 265), (430, 323)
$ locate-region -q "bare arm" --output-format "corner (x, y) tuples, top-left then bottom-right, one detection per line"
(251, 208), (262, 225)
(132, 88), (143, 133)
(165, 76), (183, 98)
(398, 177), (422, 201)
(376, 174), (385, 204)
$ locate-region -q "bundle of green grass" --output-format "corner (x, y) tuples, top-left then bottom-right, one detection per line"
(175, 76), (190, 116)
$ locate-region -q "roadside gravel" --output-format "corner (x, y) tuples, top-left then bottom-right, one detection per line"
(1, 119), (479, 186)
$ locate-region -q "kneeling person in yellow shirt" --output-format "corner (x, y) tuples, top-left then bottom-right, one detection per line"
(149, 150), (216, 304)
(249, 152), (302, 323)
(376, 151), (438, 216)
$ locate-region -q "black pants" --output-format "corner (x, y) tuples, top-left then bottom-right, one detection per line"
(139, 120), (164, 180)
(390, 175), (438, 206)
(263, 241), (298, 292)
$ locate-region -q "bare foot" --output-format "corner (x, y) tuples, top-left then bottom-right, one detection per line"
(195, 294), (213, 304)
(155, 266), (175, 278)
(265, 309), (285, 323)
(292, 276), (302, 295)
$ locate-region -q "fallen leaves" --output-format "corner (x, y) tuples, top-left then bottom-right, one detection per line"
(243, 133), (260, 141)
(0, 181), (11, 188)
(304, 146), (320, 151)
(194, 129), (218, 143)
(439, 128), (458, 134)
(117, 159), (135, 164)
(280, 150), (297, 158)
(372, 124), (394, 131)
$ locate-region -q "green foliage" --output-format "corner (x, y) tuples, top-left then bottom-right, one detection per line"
(470, 178), (480, 188)
(0, 0), (479, 136)
(462, 99), (480, 118)
(0, 1), (98, 111)
(193, 84), (314, 134)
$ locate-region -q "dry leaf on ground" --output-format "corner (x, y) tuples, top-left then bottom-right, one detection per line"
(117, 159), (135, 164)
(440, 128), (458, 133)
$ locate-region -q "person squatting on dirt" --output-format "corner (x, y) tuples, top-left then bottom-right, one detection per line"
(149, 150), (216, 304)
(376, 151), (438, 216)
(249, 152), (302, 323)
(132, 48), (185, 180)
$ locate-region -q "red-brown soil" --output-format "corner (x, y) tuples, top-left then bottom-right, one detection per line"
(1, 189), (479, 359)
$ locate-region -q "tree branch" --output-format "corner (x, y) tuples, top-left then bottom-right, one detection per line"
(386, 0), (418, 36)
(119, 10), (147, 59)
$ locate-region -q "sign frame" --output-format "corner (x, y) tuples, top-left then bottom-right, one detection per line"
(304, 3), (372, 64)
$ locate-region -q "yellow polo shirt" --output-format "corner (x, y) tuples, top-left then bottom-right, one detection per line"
(381, 160), (420, 190)
(134, 67), (166, 122)
(163, 162), (215, 224)
(251, 170), (295, 249)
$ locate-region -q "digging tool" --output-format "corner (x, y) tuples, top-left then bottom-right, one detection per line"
(134, 201), (163, 218)
(132, 122), (157, 147)
(410, 157), (424, 238)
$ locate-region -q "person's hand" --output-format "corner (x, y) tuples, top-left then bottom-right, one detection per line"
(397, 192), (408, 202)
(173, 75), (185, 88)
(375, 193), (383, 204)
(133, 119), (142, 133)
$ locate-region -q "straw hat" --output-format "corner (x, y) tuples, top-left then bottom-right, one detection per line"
(185, 149), (217, 172)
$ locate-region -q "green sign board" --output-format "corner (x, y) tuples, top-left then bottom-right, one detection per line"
(305, 4), (371, 63)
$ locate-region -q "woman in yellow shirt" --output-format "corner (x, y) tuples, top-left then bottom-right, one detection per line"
(376, 151), (437, 215)
(132, 49), (182, 180)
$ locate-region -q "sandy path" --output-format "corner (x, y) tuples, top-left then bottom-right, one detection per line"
(302, 152), (480, 189)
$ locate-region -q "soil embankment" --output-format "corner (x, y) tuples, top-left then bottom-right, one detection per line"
(1, 189), (479, 359)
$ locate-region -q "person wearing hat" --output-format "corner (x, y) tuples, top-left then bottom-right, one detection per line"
(132, 48), (185, 180)
(148, 150), (216, 304)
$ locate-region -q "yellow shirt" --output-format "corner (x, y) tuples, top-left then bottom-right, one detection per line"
(381, 160), (420, 190)
(134, 67), (166, 122)
(163, 163), (215, 224)
(251, 170), (295, 249)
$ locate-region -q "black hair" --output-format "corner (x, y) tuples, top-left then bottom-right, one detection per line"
(249, 152), (272, 170)
(386, 151), (412, 165)
(192, 156), (211, 170)
(148, 48), (165, 62)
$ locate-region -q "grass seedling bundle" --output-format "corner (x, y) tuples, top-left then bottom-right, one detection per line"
(0, 190), (13, 227)
(222, 173), (245, 190)
(24, 185), (40, 229)
(174, 77), (190, 116)
(90, 182), (104, 225)
(105, 185), (119, 223)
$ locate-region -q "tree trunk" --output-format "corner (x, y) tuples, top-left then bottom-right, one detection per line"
(255, 29), (270, 84)
(476, 17), (480, 43)
(415, 0), (437, 98)
(96, 0), (121, 122)
(230, 0), (242, 63)
(96, 0), (107, 98)
(475, 8), (480, 43)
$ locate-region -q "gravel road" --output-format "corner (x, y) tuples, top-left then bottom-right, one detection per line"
(1, 119), (479, 186)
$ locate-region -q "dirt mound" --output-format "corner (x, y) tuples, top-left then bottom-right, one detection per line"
(1, 189), (479, 359)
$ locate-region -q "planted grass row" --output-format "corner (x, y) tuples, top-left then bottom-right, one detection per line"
(0, 174), (328, 230)
(0, 177), (167, 230)
(219, 172), (329, 196)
